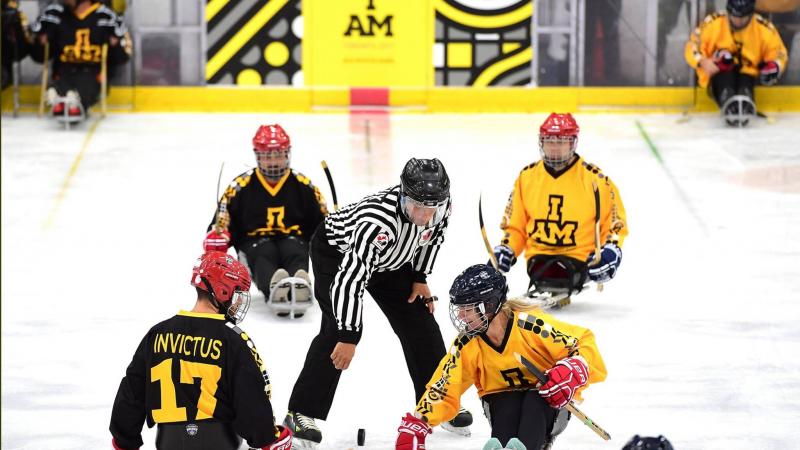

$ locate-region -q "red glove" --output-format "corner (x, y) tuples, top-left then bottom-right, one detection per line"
(203, 229), (231, 252)
(714, 49), (735, 72)
(538, 356), (589, 409)
(395, 413), (432, 450)
(111, 438), (138, 450)
(759, 60), (780, 85)
(261, 425), (292, 450)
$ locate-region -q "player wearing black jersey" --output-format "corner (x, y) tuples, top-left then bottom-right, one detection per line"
(29, 0), (131, 118)
(109, 251), (292, 450)
(1, 0), (32, 90)
(203, 124), (327, 317)
(282, 158), (473, 447)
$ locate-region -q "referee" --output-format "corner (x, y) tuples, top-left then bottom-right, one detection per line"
(283, 158), (471, 446)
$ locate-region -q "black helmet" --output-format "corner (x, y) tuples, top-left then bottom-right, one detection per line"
(400, 158), (450, 205)
(727, 0), (755, 17)
(622, 435), (674, 450)
(449, 264), (508, 336)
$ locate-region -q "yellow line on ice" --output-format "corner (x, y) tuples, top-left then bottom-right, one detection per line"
(43, 118), (102, 231)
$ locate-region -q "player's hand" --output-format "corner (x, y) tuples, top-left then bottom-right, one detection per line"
(713, 49), (735, 72)
(587, 243), (622, 283)
(492, 245), (517, 273)
(112, 438), (138, 450)
(699, 57), (720, 77)
(262, 425), (292, 450)
(395, 413), (432, 450)
(330, 342), (356, 370)
(109, 36), (120, 47)
(408, 282), (435, 313)
(538, 356), (589, 409)
(203, 229), (231, 252)
(759, 60), (780, 85)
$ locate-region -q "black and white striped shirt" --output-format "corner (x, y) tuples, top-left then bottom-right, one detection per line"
(324, 186), (450, 341)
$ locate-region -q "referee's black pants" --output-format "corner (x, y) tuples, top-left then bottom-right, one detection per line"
(288, 225), (446, 420)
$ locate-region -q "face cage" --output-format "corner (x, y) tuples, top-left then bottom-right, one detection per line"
(400, 194), (448, 227)
(225, 290), (251, 324)
(255, 147), (291, 180)
(539, 135), (577, 171)
(449, 301), (490, 337)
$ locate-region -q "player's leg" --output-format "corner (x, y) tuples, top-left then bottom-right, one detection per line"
(482, 391), (525, 447)
(277, 235), (312, 303)
(286, 226), (350, 442)
(72, 68), (100, 112)
(155, 422), (242, 450)
(242, 238), (280, 299)
(515, 389), (558, 450)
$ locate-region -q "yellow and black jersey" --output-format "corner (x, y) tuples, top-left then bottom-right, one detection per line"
(211, 168), (328, 250)
(500, 156), (628, 264)
(110, 311), (281, 449)
(29, 2), (132, 73)
(415, 309), (607, 426)
(684, 11), (788, 88)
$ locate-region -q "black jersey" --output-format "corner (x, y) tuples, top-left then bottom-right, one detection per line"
(110, 311), (280, 449)
(324, 186), (450, 338)
(29, 2), (131, 74)
(211, 168), (328, 250)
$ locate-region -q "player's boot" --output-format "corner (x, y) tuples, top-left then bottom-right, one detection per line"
(283, 411), (321, 448)
(441, 406), (473, 436)
(292, 269), (312, 318)
(505, 437), (528, 450)
(269, 268), (290, 304)
(482, 437), (503, 450)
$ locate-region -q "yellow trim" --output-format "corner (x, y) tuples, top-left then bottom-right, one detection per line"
(43, 118), (102, 231)
(206, 0), (290, 80)
(255, 168), (290, 196)
(75, 2), (101, 20)
(205, 0), (229, 22)
(178, 310), (226, 320)
(433, 0), (532, 30)
(4, 86), (800, 112)
(472, 47), (531, 87)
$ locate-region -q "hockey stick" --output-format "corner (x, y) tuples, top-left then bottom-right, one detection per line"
(213, 162), (226, 232)
(100, 43), (108, 118)
(38, 41), (49, 117)
(321, 160), (339, 212)
(590, 181), (603, 292)
(479, 193), (499, 269)
(513, 352), (611, 441)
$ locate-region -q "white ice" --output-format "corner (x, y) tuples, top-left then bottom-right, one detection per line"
(2, 111), (799, 450)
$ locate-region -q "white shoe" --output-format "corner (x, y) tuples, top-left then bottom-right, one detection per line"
(46, 87), (58, 105)
(269, 269), (290, 303)
(294, 269), (312, 303)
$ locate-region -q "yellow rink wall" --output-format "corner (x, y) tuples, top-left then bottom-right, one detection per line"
(3, 85), (800, 113)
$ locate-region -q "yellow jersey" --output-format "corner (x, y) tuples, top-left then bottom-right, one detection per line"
(415, 309), (606, 426)
(685, 11), (788, 88)
(500, 156), (627, 264)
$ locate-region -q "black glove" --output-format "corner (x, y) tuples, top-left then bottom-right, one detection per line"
(491, 245), (517, 273)
(587, 243), (622, 283)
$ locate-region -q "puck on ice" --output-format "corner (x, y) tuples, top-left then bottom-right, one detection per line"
(357, 428), (365, 446)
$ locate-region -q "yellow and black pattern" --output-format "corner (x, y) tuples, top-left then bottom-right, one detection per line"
(434, 0), (532, 86)
(206, 0), (301, 85)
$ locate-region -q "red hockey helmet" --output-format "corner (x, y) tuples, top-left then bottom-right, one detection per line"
(252, 124), (291, 179)
(539, 113), (580, 170)
(190, 251), (252, 323)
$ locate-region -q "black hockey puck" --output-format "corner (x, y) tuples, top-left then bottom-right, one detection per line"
(357, 428), (365, 446)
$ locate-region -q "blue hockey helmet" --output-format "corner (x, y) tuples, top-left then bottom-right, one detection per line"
(448, 264), (508, 336)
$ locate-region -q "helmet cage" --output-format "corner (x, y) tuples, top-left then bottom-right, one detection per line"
(539, 135), (577, 171)
(449, 301), (491, 336)
(255, 147), (291, 180)
(400, 194), (448, 227)
(225, 289), (251, 324)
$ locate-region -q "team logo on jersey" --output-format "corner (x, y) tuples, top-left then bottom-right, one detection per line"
(372, 232), (389, 250)
(529, 195), (577, 247)
(185, 424), (199, 436)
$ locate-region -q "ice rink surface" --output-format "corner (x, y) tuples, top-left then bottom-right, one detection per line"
(2, 111), (800, 450)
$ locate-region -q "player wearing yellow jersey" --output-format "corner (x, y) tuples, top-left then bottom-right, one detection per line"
(685, 0), (788, 126)
(492, 113), (627, 306)
(394, 264), (606, 450)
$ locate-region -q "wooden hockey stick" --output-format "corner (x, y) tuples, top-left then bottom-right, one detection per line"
(321, 160), (339, 212)
(479, 193), (499, 269)
(38, 42), (49, 117)
(213, 162), (226, 232)
(513, 352), (611, 441)
(100, 43), (108, 117)
(591, 181), (604, 292)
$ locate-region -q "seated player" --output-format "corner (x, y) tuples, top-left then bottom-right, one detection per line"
(109, 251), (292, 450)
(395, 264), (607, 450)
(685, 0), (788, 127)
(203, 124), (328, 318)
(29, 0), (131, 121)
(492, 113), (628, 308)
